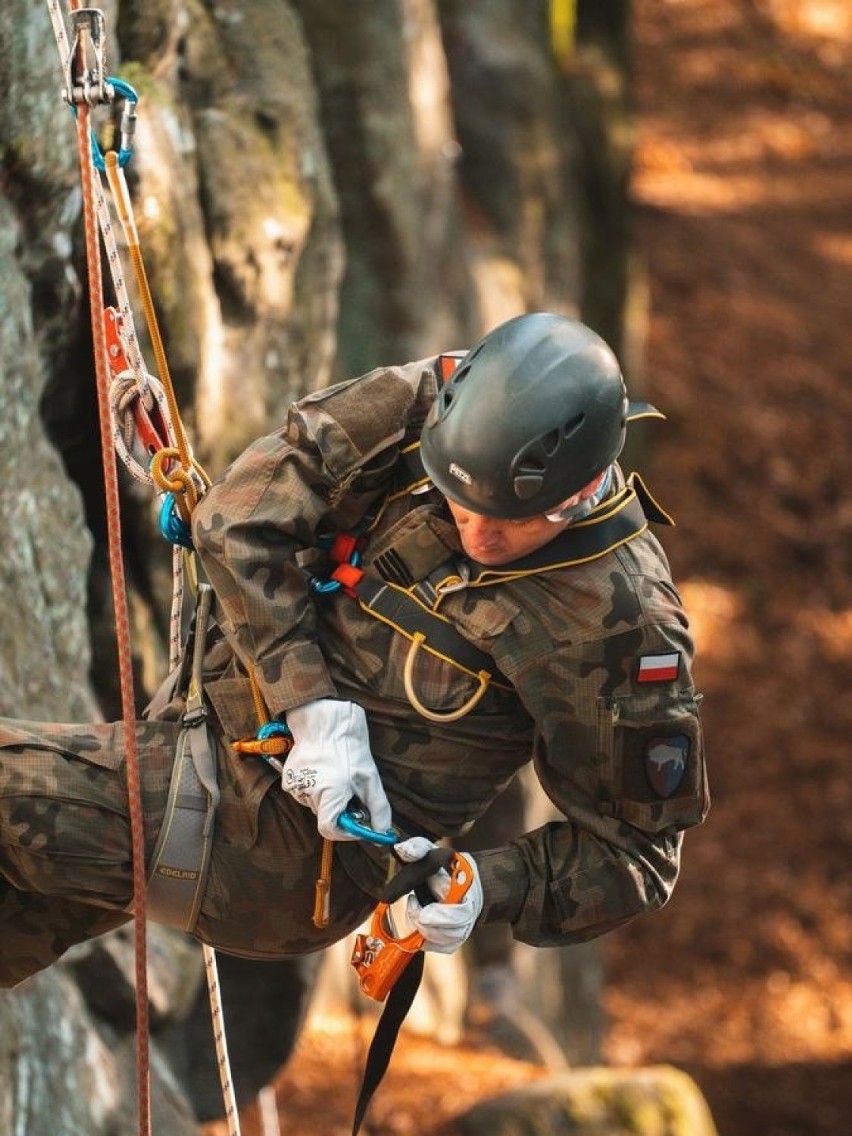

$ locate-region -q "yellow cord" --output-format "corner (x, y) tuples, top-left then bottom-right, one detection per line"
(403, 633), (491, 722)
(104, 151), (210, 519)
(313, 838), (335, 928)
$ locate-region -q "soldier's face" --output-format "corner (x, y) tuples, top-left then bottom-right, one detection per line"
(445, 499), (569, 566)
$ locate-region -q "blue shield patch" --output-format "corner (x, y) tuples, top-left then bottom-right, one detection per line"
(644, 734), (690, 798)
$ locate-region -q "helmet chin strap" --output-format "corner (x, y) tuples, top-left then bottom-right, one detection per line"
(545, 466), (613, 524)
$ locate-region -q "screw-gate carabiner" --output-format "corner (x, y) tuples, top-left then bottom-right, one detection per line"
(64, 75), (139, 170)
(103, 77), (139, 167)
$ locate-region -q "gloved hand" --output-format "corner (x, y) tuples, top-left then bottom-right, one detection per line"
(394, 836), (484, 954)
(282, 699), (392, 841)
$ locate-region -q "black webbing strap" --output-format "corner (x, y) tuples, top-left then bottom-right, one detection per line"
(346, 479), (667, 697)
(353, 573), (500, 680)
(351, 848), (454, 1135)
(351, 952), (425, 1136)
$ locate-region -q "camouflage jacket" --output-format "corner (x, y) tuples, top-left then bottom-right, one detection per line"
(191, 358), (708, 948)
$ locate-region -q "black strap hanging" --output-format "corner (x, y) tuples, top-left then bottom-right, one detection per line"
(350, 847), (455, 1134)
(351, 951), (425, 1136)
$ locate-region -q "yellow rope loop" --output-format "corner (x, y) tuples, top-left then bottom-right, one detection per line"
(403, 632), (491, 722)
(149, 446), (180, 489)
(150, 447), (199, 512)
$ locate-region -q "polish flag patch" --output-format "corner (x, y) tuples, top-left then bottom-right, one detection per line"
(636, 651), (681, 684)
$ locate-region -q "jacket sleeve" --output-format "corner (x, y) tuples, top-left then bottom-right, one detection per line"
(191, 361), (437, 715)
(474, 559), (709, 947)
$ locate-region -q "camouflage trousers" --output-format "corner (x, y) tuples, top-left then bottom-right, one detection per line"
(0, 717), (384, 989)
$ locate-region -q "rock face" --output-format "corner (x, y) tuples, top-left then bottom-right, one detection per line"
(0, 0), (98, 723)
(0, 2), (636, 1131)
(0, 922), (208, 1136)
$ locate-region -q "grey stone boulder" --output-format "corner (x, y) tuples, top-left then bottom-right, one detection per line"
(438, 1064), (719, 1136)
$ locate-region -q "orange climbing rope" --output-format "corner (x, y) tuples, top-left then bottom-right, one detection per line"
(72, 82), (153, 1136)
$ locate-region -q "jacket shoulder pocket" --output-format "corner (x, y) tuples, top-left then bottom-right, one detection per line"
(598, 688), (709, 835)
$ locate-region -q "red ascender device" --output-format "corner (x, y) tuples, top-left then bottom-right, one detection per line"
(351, 848), (475, 1002)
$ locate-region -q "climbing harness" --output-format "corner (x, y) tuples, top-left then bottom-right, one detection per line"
(146, 584), (220, 932)
(315, 472), (669, 723)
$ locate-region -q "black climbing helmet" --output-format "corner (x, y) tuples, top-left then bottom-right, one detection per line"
(420, 312), (630, 518)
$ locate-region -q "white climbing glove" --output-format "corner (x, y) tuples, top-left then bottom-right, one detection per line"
(282, 699), (392, 842)
(395, 836), (484, 955)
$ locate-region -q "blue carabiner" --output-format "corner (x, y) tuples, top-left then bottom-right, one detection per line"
(310, 577), (343, 595)
(254, 720), (293, 775)
(158, 492), (194, 549)
(337, 806), (398, 846)
(91, 77), (138, 170)
(309, 548), (362, 596)
(70, 75), (139, 170)
(257, 720), (292, 742)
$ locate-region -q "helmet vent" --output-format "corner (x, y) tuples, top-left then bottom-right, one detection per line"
(562, 412), (585, 439)
(540, 428), (561, 457)
(512, 442), (547, 500)
(513, 473), (544, 500)
(436, 386), (456, 418)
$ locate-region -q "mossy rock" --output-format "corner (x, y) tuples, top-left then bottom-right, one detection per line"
(440, 1064), (718, 1136)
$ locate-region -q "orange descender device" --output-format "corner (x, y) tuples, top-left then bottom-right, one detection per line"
(351, 848), (475, 1002)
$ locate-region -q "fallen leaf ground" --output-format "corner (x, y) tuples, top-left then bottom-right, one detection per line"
(206, 2), (852, 1133)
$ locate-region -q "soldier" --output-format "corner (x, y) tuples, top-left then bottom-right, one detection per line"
(0, 312), (708, 989)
